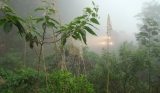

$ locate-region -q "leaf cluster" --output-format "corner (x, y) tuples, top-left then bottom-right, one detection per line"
(59, 1), (100, 46)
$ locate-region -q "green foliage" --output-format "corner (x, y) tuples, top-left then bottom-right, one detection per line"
(136, 18), (160, 48)
(84, 26), (97, 36)
(1, 0), (99, 49)
(59, 1), (99, 46)
(0, 1), (41, 49)
(0, 19), (6, 26)
(3, 21), (13, 34)
(0, 1), (99, 92)
(135, 1), (160, 24)
(83, 47), (101, 67)
(0, 68), (38, 93)
(2, 0), (160, 93)
(38, 70), (95, 93)
(90, 18), (99, 25)
(136, 3), (160, 92)
(87, 41), (160, 93)
(0, 68), (94, 93)
(0, 48), (23, 71)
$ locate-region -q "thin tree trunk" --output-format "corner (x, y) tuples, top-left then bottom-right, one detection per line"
(24, 41), (26, 66)
(106, 35), (110, 93)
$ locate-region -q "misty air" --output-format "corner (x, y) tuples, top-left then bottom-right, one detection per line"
(0, 0), (160, 93)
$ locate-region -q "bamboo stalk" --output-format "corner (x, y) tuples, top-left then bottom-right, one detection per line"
(106, 14), (112, 93)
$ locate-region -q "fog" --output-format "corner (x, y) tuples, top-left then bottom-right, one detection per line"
(56, 0), (160, 53)
(3, 0), (160, 54)
(2, 1), (160, 92)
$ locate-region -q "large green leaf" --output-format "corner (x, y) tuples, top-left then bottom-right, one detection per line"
(0, 18), (6, 26)
(47, 21), (57, 29)
(35, 17), (44, 23)
(75, 15), (88, 20)
(14, 19), (26, 37)
(61, 33), (67, 46)
(3, 21), (13, 34)
(92, 13), (96, 17)
(84, 26), (97, 36)
(34, 7), (45, 12)
(14, 16), (25, 22)
(81, 33), (87, 44)
(49, 9), (55, 14)
(45, 16), (59, 26)
(85, 7), (92, 13)
(72, 33), (81, 40)
(79, 29), (87, 44)
(49, 18), (60, 25)
(25, 35), (30, 42)
(5, 14), (25, 23)
(93, 7), (98, 12)
(90, 18), (99, 25)
(3, 6), (15, 14)
(33, 30), (42, 38)
(87, 23), (99, 30)
(81, 20), (86, 26)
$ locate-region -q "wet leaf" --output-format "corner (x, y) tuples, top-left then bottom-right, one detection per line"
(87, 23), (99, 30)
(3, 21), (13, 34)
(35, 7), (45, 12)
(85, 7), (92, 13)
(84, 26), (97, 36)
(90, 18), (99, 25)
(35, 17), (44, 23)
(25, 35), (30, 42)
(0, 18), (6, 26)
(49, 9), (55, 14)
(61, 33), (67, 46)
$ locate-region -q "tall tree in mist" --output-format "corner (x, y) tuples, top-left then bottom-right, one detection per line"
(106, 14), (113, 93)
(135, 1), (160, 93)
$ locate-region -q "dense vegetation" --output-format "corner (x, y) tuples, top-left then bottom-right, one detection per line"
(0, 0), (160, 93)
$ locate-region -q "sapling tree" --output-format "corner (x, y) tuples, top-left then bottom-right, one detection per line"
(135, 18), (160, 93)
(0, 0), (100, 92)
(135, 1), (160, 92)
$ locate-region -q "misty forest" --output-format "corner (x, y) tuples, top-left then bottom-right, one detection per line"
(0, 0), (160, 93)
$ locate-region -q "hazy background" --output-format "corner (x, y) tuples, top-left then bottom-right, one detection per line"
(57, 0), (160, 53)
(5, 0), (160, 54)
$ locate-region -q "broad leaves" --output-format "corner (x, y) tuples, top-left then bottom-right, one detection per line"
(3, 21), (13, 34)
(34, 7), (45, 12)
(60, 1), (99, 46)
(79, 29), (87, 44)
(84, 26), (97, 36)
(136, 18), (160, 46)
(61, 33), (68, 46)
(90, 18), (99, 25)
(0, 0), (99, 48)
(0, 18), (6, 26)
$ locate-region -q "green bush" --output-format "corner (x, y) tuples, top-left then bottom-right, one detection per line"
(0, 68), (94, 93)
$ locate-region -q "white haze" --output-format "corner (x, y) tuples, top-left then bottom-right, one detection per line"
(57, 0), (160, 53)
(5, 0), (160, 54)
